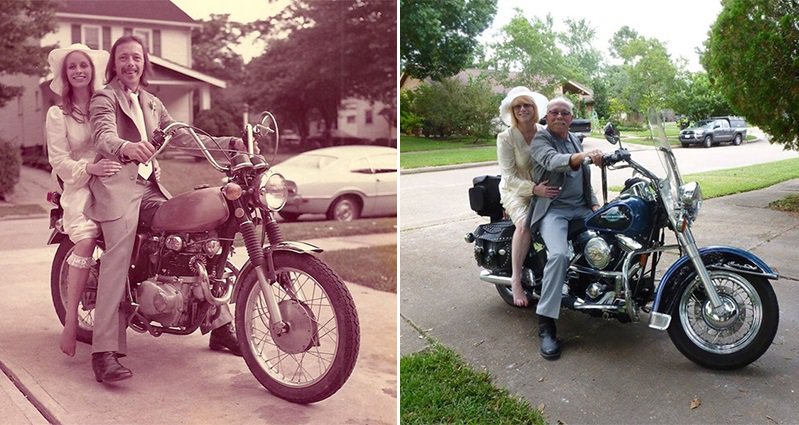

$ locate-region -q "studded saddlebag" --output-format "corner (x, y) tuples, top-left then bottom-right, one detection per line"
(471, 220), (515, 273)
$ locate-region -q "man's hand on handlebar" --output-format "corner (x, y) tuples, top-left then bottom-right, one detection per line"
(121, 140), (156, 163)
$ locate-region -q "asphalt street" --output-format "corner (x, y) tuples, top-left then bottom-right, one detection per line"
(400, 141), (799, 424)
(0, 217), (397, 425)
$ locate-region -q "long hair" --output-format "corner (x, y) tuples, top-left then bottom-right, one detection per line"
(105, 35), (153, 86)
(510, 95), (539, 128)
(60, 50), (95, 123)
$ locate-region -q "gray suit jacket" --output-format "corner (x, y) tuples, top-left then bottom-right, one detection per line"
(86, 79), (172, 222)
(526, 129), (599, 231)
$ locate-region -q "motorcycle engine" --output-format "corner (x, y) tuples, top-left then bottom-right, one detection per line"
(136, 279), (189, 327)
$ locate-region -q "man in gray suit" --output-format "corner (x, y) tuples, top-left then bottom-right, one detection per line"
(528, 97), (604, 360)
(87, 35), (243, 383)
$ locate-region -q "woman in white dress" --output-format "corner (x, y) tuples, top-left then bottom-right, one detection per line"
(496, 87), (560, 307)
(46, 44), (120, 357)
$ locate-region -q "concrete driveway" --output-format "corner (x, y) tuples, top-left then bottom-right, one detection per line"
(401, 170), (799, 424)
(0, 217), (397, 425)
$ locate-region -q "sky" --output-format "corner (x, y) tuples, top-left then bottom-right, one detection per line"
(170, 0), (292, 62)
(479, 0), (724, 72)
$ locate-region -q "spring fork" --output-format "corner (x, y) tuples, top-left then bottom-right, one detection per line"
(237, 205), (286, 333)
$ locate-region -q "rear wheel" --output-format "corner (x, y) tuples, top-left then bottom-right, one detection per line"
(235, 251), (360, 403)
(667, 271), (779, 370)
(495, 284), (537, 308)
(733, 134), (742, 146)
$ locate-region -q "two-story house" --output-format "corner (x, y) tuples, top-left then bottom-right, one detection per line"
(0, 0), (224, 157)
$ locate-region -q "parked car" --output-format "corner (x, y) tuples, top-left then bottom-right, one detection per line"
(679, 116), (747, 148)
(273, 145), (397, 222)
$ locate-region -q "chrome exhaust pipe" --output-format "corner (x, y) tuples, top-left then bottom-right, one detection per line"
(479, 269), (511, 286)
(194, 260), (233, 305)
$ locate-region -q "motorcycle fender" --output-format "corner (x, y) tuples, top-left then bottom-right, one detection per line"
(231, 241), (323, 302)
(651, 246), (778, 318)
(48, 229), (67, 245)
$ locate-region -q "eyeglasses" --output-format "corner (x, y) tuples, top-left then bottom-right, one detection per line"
(513, 104), (536, 111)
(547, 110), (572, 117)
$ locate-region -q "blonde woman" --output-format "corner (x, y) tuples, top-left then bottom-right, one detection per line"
(496, 87), (560, 307)
(46, 44), (120, 357)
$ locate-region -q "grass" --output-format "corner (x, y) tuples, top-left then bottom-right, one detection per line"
(769, 194), (799, 213)
(609, 158), (799, 199)
(319, 244), (396, 292)
(401, 135), (494, 152)
(400, 135), (497, 169)
(401, 341), (546, 425)
(279, 217), (396, 240)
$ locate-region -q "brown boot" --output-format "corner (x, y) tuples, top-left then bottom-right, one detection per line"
(92, 352), (133, 383)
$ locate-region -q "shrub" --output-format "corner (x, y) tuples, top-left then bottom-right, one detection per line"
(412, 77), (499, 140)
(0, 139), (21, 200)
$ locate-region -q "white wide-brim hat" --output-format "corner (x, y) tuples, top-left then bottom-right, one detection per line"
(499, 86), (549, 126)
(48, 43), (110, 96)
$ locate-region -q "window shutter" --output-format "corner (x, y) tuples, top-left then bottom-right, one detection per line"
(152, 29), (161, 56)
(124, 27), (132, 36)
(71, 24), (81, 43)
(102, 26), (111, 50)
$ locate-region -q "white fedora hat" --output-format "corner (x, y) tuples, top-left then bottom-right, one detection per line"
(48, 43), (110, 96)
(499, 86), (549, 126)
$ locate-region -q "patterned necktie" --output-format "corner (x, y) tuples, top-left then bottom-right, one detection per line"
(128, 91), (153, 180)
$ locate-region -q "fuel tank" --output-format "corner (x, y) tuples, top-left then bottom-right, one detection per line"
(585, 196), (652, 237)
(151, 187), (230, 233)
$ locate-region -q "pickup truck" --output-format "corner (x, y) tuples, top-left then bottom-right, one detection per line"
(569, 118), (592, 142)
(679, 116), (747, 148)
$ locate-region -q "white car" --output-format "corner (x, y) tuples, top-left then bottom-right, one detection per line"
(274, 145), (397, 221)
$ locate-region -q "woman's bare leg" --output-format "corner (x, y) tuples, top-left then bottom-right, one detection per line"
(60, 239), (96, 357)
(510, 218), (532, 307)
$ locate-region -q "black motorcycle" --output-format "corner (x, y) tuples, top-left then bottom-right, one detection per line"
(466, 110), (779, 370)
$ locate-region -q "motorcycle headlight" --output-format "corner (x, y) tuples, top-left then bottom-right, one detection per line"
(584, 237), (611, 269)
(679, 181), (703, 221)
(254, 171), (287, 211)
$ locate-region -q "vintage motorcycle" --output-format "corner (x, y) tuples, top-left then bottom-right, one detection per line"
(465, 109), (779, 370)
(47, 112), (359, 403)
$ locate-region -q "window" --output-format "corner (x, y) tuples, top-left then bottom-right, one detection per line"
(370, 153), (397, 173)
(350, 157), (372, 174)
(365, 109), (373, 124)
(83, 26), (100, 49)
(346, 115), (356, 124)
(134, 29), (151, 52)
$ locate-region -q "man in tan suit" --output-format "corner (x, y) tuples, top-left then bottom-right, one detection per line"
(87, 35), (242, 383)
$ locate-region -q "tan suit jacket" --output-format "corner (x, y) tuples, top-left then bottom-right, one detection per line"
(86, 79), (171, 222)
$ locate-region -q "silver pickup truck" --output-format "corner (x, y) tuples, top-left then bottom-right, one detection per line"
(679, 116), (747, 148)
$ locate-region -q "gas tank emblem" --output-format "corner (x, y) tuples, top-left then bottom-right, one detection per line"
(600, 207), (628, 222)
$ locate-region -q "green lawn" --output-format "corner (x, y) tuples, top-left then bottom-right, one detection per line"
(320, 244), (396, 292)
(683, 158), (799, 199)
(401, 341), (546, 425)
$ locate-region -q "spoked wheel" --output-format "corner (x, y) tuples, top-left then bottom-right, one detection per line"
(235, 251), (360, 403)
(50, 239), (101, 343)
(667, 270), (779, 370)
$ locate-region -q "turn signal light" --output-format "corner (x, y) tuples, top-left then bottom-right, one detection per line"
(222, 183), (242, 200)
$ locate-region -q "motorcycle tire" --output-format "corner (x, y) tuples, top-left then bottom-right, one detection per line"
(495, 284), (537, 308)
(666, 270), (779, 370)
(50, 239), (98, 344)
(235, 251), (360, 404)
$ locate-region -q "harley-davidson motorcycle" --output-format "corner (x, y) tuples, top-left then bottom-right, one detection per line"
(47, 112), (359, 403)
(465, 109), (779, 369)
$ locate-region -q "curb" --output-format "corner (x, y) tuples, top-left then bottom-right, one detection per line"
(400, 161), (497, 175)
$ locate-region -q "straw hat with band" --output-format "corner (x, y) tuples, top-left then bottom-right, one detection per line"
(498, 86), (549, 127)
(48, 43), (110, 96)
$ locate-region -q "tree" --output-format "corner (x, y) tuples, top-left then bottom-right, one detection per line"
(703, 0), (799, 149)
(668, 71), (733, 122)
(559, 18), (604, 81)
(607, 26), (679, 117)
(245, 0), (395, 143)
(401, 0), (497, 81)
(0, 0), (57, 108)
(488, 11), (573, 95)
(412, 77), (498, 139)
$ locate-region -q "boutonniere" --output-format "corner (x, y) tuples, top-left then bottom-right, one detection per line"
(149, 101), (157, 118)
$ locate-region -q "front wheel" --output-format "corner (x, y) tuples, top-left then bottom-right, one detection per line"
(235, 251), (360, 403)
(703, 135), (713, 148)
(51, 239), (100, 344)
(667, 271), (779, 370)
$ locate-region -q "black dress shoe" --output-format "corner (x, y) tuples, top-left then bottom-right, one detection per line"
(537, 315), (561, 360)
(209, 323), (242, 356)
(92, 352), (133, 383)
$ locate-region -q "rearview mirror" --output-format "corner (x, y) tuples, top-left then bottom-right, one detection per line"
(603, 122), (619, 145)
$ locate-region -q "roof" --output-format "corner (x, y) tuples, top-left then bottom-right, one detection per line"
(57, 0), (197, 26)
(150, 56), (226, 88)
